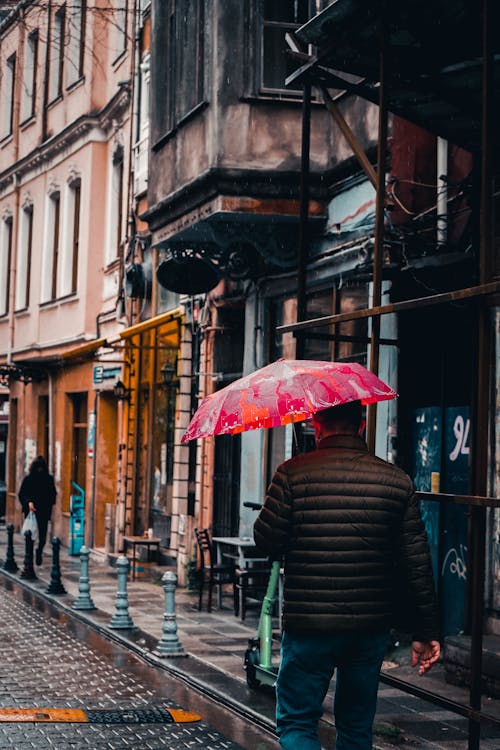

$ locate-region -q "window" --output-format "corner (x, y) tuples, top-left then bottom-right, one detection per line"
(49, 5), (65, 102)
(67, 0), (85, 86)
(15, 206), (33, 310)
(105, 148), (124, 265)
(69, 181), (80, 293)
(21, 32), (38, 121)
(137, 55), (150, 142)
(61, 180), (81, 295)
(2, 54), (16, 138)
(151, 0), (205, 146)
(258, 0), (324, 93)
(41, 192), (61, 302)
(134, 55), (150, 194)
(0, 217), (12, 316)
(115, 0), (127, 59)
(51, 193), (60, 299)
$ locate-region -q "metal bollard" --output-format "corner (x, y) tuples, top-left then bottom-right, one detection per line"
(109, 556), (134, 629)
(154, 571), (185, 657)
(72, 545), (96, 610)
(3, 523), (18, 572)
(19, 530), (37, 580)
(46, 537), (67, 595)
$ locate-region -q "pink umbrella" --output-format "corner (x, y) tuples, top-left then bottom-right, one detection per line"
(181, 359), (397, 443)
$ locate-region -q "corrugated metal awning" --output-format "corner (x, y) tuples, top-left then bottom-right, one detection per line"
(107, 307), (184, 344)
(58, 338), (108, 361)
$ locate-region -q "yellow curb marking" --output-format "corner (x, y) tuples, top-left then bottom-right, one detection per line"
(0, 708), (88, 722)
(0, 707), (201, 723)
(167, 709), (202, 723)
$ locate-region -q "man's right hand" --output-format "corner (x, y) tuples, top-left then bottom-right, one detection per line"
(411, 640), (440, 675)
(28, 502), (36, 513)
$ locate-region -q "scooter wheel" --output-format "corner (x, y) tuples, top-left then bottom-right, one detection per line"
(244, 645), (262, 689)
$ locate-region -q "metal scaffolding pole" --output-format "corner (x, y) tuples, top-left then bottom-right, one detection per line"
(367, 18), (388, 453)
(468, 1), (493, 747)
(295, 80), (312, 361)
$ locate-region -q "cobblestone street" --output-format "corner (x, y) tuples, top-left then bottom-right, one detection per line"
(0, 584), (274, 749)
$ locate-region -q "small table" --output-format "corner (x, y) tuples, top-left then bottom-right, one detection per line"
(123, 536), (161, 580)
(211, 536), (269, 569)
(212, 536), (271, 610)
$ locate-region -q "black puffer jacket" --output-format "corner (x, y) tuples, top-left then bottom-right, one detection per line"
(254, 434), (438, 641)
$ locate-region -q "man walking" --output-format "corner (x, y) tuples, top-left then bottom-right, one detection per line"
(254, 401), (439, 750)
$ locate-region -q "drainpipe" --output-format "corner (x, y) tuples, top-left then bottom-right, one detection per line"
(437, 137), (448, 247)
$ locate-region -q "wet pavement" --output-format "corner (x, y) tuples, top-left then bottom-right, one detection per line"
(2, 527), (500, 749)
(0, 579), (274, 749)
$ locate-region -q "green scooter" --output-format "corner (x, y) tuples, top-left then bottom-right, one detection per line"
(243, 501), (281, 689)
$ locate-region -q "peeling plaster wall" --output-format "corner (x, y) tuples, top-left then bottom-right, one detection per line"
(147, 0), (380, 221)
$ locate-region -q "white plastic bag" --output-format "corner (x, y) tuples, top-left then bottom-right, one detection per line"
(22, 511), (38, 543)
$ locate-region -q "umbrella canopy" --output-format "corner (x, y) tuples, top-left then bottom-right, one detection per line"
(181, 359), (397, 443)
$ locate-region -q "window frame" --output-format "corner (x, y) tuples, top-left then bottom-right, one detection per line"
(21, 31), (38, 123)
(0, 217), (13, 317)
(66, 0), (86, 87)
(2, 53), (16, 138)
(151, 0), (206, 149)
(49, 5), (66, 103)
(70, 180), (81, 294)
(41, 190), (62, 304)
(50, 192), (61, 300)
(114, 0), (128, 61)
(105, 148), (124, 266)
(15, 205), (33, 311)
(250, 0), (325, 99)
(136, 53), (150, 143)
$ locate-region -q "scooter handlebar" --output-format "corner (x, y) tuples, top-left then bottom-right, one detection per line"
(243, 501), (263, 511)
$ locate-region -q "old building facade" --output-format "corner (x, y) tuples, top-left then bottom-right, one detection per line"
(1, 0), (498, 648)
(0, 0), (134, 553)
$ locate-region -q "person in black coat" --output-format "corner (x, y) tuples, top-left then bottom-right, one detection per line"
(18, 456), (57, 566)
(254, 400), (440, 750)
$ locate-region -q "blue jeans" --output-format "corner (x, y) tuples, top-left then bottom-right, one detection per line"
(276, 630), (389, 750)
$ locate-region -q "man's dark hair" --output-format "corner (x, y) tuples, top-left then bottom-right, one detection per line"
(313, 400), (362, 430)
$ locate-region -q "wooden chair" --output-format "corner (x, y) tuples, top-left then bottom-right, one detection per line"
(194, 528), (235, 612)
(234, 564), (273, 621)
